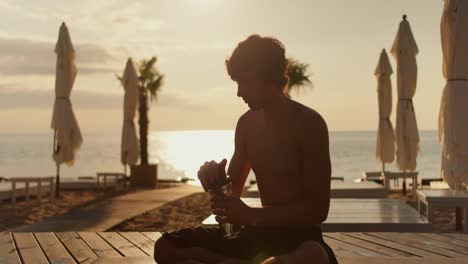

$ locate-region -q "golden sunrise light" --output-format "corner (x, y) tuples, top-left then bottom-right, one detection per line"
(1, 2), (467, 260)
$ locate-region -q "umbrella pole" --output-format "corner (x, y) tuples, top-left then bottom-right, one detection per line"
(455, 183), (462, 230)
(53, 129), (60, 198)
(56, 164), (60, 198)
(456, 207), (462, 230)
(402, 170), (407, 196)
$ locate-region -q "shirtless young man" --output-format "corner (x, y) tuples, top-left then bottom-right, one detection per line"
(154, 35), (338, 264)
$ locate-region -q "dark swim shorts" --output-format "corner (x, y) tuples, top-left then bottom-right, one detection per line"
(162, 225), (338, 263)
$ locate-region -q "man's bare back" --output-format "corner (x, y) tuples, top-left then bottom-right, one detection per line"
(228, 98), (331, 227)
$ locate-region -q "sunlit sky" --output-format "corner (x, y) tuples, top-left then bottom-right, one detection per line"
(0, 0), (445, 134)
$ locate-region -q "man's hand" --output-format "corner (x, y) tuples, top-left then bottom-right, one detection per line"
(197, 159), (227, 191)
(211, 194), (252, 225)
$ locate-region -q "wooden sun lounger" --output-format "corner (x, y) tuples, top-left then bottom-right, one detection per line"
(2, 232), (467, 263)
(203, 198), (431, 232)
(0, 177), (55, 204)
(245, 182), (386, 198)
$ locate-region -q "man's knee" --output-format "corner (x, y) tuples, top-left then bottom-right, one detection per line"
(154, 236), (177, 263)
(261, 241), (329, 264)
(290, 241), (329, 264)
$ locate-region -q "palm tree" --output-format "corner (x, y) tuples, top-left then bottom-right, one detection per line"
(117, 56), (164, 165)
(286, 58), (313, 97)
(136, 56), (164, 165)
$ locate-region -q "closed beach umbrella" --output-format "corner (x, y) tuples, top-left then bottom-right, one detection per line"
(391, 15), (420, 172)
(439, 0), (468, 190)
(51, 22), (82, 197)
(375, 49), (395, 170)
(121, 58), (140, 171)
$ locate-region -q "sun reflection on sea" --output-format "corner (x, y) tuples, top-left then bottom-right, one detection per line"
(149, 130), (235, 184)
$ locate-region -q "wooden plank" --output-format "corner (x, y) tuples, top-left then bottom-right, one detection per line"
(368, 232), (467, 258)
(417, 233), (468, 250)
(322, 223), (431, 233)
(13, 233), (48, 264)
(97, 233), (146, 257)
(0, 233), (21, 264)
(345, 233), (442, 257)
(322, 237), (363, 257)
(34, 232), (77, 264)
(323, 236), (384, 257)
(325, 217), (427, 222)
(119, 232), (154, 256)
(440, 233), (468, 243)
(140, 232), (162, 242)
(336, 256), (468, 264)
(325, 233), (410, 257)
(78, 232), (121, 258)
(84, 256), (155, 264)
(400, 233), (468, 255)
(56, 232), (98, 264)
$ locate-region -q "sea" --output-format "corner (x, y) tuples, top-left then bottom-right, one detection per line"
(0, 130), (442, 183)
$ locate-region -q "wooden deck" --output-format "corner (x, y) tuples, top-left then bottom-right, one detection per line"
(1, 232), (467, 263)
(245, 181), (386, 198)
(204, 198), (431, 232)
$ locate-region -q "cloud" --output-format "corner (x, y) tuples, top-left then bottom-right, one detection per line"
(0, 83), (207, 111)
(113, 16), (128, 24)
(0, 37), (118, 76)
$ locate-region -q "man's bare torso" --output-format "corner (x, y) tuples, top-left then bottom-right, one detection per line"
(241, 100), (320, 207)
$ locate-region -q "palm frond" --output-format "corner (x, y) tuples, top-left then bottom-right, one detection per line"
(135, 56), (165, 103)
(287, 58), (313, 97)
(148, 75), (164, 101)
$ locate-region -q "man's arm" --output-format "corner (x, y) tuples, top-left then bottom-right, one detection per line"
(248, 114), (331, 226)
(227, 113), (252, 198)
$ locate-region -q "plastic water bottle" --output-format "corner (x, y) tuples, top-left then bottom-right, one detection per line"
(209, 181), (234, 236)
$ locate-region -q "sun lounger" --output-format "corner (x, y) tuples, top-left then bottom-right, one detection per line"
(245, 181), (386, 198)
(1, 177), (55, 204)
(96, 172), (129, 190)
(382, 171), (419, 197)
(203, 198), (431, 232)
(417, 189), (468, 233)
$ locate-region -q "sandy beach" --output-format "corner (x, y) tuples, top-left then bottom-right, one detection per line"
(0, 190), (111, 231)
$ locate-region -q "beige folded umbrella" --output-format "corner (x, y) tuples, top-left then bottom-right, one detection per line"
(391, 15), (420, 172)
(375, 49), (395, 171)
(121, 58), (140, 173)
(439, 0), (468, 190)
(51, 22), (82, 197)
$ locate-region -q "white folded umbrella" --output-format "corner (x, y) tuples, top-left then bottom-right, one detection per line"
(121, 58), (140, 170)
(391, 15), (420, 172)
(51, 22), (82, 196)
(439, 0), (468, 190)
(375, 49), (395, 169)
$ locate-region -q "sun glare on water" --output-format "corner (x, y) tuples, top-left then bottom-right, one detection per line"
(149, 130), (235, 184)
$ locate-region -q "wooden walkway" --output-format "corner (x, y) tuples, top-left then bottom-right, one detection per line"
(1, 232), (467, 263)
(11, 184), (202, 232)
(204, 198), (431, 232)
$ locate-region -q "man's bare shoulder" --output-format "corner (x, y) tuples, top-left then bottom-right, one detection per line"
(235, 110), (259, 138)
(237, 109), (260, 128)
(290, 101), (328, 133)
